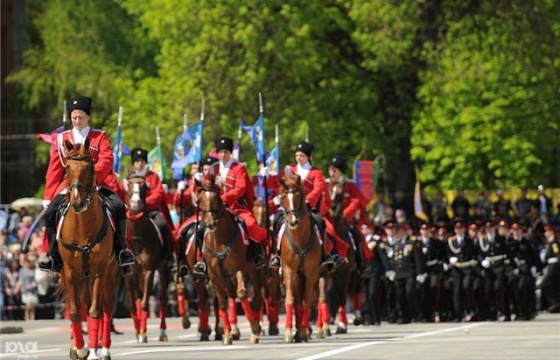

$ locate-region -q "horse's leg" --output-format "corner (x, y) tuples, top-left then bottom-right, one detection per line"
(175, 275), (191, 329)
(216, 290), (232, 345)
(266, 269), (281, 336)
(66, 274), (89, 360)
(195, 278), (212, 341)
(139, 269), (154, 343)
(158, 265), (169, 342)
(87, 272), (106, 360)
(124, 272), (141, 341)
(236, 270), (260, 344)
(282, 267), (295, 343)
(99, 267), (116, 360)
(228, 297), (240, 340)
(316, 275), (330, 339)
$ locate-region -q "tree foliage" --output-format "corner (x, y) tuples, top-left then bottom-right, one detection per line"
(8, 0), (560, 193)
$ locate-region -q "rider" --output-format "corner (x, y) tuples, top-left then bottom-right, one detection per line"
(326, 155), (373, 270)
(37, 95), (135, 272)
(268, 141), (347, 269)
(195, 138), (268, 274)
(120, 148), (175, 265)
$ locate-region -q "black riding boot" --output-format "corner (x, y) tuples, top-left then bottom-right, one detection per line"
(193, 224), (208, 277)
(115, 219), (135, 273)
(269, 211), (284, 269)
(37, 227), (63, 273)
(248, 241), (267, 269)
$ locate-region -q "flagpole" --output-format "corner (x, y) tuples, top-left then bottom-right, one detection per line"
(259, 92), (273, 261)
(180, 113), (188, 226)
(193, 99), (205, 271)
(183, 113), (188, 132)
(116, 106), (123, 179)
(305, 126), (308, 142)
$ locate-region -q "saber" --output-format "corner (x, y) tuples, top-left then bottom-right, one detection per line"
(22, 208), (47, 254)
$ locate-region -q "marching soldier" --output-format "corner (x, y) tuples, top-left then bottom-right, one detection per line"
(381, 219), (398, 323)
(417, 223), (446, 322)
(391, 222), (427, 323)
(446, 220), (477, 322)
(541, 225), (560, 313)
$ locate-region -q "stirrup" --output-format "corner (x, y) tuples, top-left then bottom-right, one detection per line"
(193, 260), (207, 277)
(254, 255), (267, 270)
(118, 250), (136, 266)
(37, 254), (63, 273)
(269, 255), (281, 269)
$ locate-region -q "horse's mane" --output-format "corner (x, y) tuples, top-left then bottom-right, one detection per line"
(280, 174), (303, 191)
(65, 143), (88, 158)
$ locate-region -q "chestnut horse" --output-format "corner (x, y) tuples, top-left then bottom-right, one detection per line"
(193, 174), (263, 345)
(277, 175), (322, 343)
(324, 181), (359, 335)
(253, 199), (281, 336)
(123, 176), (170, 343)
(176, 219), (223, 341)
(57, 140), (119, 360)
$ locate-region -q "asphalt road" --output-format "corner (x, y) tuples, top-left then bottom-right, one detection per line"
(1, 313), (559, 360)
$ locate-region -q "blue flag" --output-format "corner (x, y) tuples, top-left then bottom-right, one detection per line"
(112, 126), (123, 177)
(252, 114), (266, 160)
(266, 143), (280, 175)
(171, 136), (190, 180)
(187, 121), (204, 164)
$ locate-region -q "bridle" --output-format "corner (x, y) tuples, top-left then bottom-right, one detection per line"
(66, 153), (95, 209)
(282, 186), (305, 222)
(198, 184), (226, 228)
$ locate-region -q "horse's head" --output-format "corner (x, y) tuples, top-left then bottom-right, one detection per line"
(278, 175), (307, 229)
(328, 181), (345, 218)
(194, 174), (224, 231)
(125, 175), (148, 215)
(252, 199), (267, 228)
(64, 139), (96, 213)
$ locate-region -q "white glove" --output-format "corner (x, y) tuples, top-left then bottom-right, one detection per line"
(42, 200), (51, 210)
(449, 257), (458, 266)
(193, 173), (204, 182)
(416, 273), (428, 284)
(273, 195), (282, 206)
(513, 268), (519, 276)
(422, 247), (428, 254)
(385, 270), (396, 282)
(259, 167), (269, 177)
(481, 259), (490, 269)
(530, 266), (538, 278)
(177, 181), (187, 191)
(443, 263), (449, 272)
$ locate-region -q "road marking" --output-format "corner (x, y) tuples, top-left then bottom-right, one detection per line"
(114, 345), (248, 356)
(294, 323), (485, 360)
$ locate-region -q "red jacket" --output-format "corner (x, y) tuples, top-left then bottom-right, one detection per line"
(173, 178), (195, 208)
(341, 180), (368, 226)
(211, 161), (254, 212)
(271, 164), (331, 216)
(44, 129), (118, 200)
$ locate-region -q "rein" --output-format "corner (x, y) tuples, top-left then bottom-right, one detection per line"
(283, 188), (305, 220)
(59, 203), (109, 278)
(66, 154), (96, 206)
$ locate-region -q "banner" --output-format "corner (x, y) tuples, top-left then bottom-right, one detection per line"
(171, 136), (190, 180)
(414, 168), (429, 221)
(266, 143), (279, 175)
(353, 160), (377, 204)
(232, 140), (241, 161)
(148, 144), (166, 180)
(240, 115), (265, 161)
(187, 121), (204, 164)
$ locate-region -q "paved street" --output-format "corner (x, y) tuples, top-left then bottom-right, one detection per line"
(1, 313), (559, 360)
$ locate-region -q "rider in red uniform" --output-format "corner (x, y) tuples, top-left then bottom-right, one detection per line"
(268, 141), (347, 268)
(37, 96), (134, 272)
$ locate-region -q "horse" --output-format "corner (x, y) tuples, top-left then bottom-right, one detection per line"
(57, 140), (119, 360)
(176, 219), (224, 341)
(123, 176), (170, 343)
(253, 199), (281, 336)
(277, 175), (322, 343)
(323, 181), (360, 335)
(193, 174), (263, 345)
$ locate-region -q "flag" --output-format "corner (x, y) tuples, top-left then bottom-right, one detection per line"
(148, 144), (166, 180)
(353, 160), (377, 204)
(36, 125), (65, 145)
(187, 121), (204, 164)
(171, 136), (190, 180)
(112, 126), (123, 177)
(240, 116), (265, 161)
(266, 143), (279, 175)
(232, 140), (241, 161)
(414, 168), (429, 222)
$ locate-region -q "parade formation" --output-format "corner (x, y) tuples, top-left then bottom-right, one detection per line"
(6, 95), (559, 359)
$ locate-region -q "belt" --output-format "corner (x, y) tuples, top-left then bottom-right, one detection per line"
(426, 259), (440, 267)
(456, 260), (477, 269)
(547, 257), (559, 264)
(488, 254), (506, 263)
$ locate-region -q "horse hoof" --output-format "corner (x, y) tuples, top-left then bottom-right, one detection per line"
(69, 346), (78, 360)
(268, 324), (279, 336)
(316, 330), (324, 340)
(301, 334), (309, 343)
(159, 335), (168, 342)
(326, 328), (332, 337)
(249, 334), (259, 344)
(223, 337), (233, 345)
(284, 335), (293, 343)
(200, 333), (210, 341)
(182, 315), (191, 329)
(214, 333), (223, 341)
(335, 325), (347, 334)
(293, 332), (302, 343)
(86, 348), (97, 360)
(260, 329), (266, 336)
(139, 335), (148, 343)
(232, 332), (241, 341)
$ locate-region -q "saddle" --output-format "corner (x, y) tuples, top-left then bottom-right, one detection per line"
(271, 208), (326, 244)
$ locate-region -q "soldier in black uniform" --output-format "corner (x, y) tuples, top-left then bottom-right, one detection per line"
(541, 225), (560, 313)
(467, 222), (485, 320)
(510, 221), (542, 320)
(417, 223), (446, 322)
(446, 220), (477, 322)
(498, 220), (516, 321)
(381, 219), (398, 323)
(392, 222), (427, 324)
(361, 223), (391, 325)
